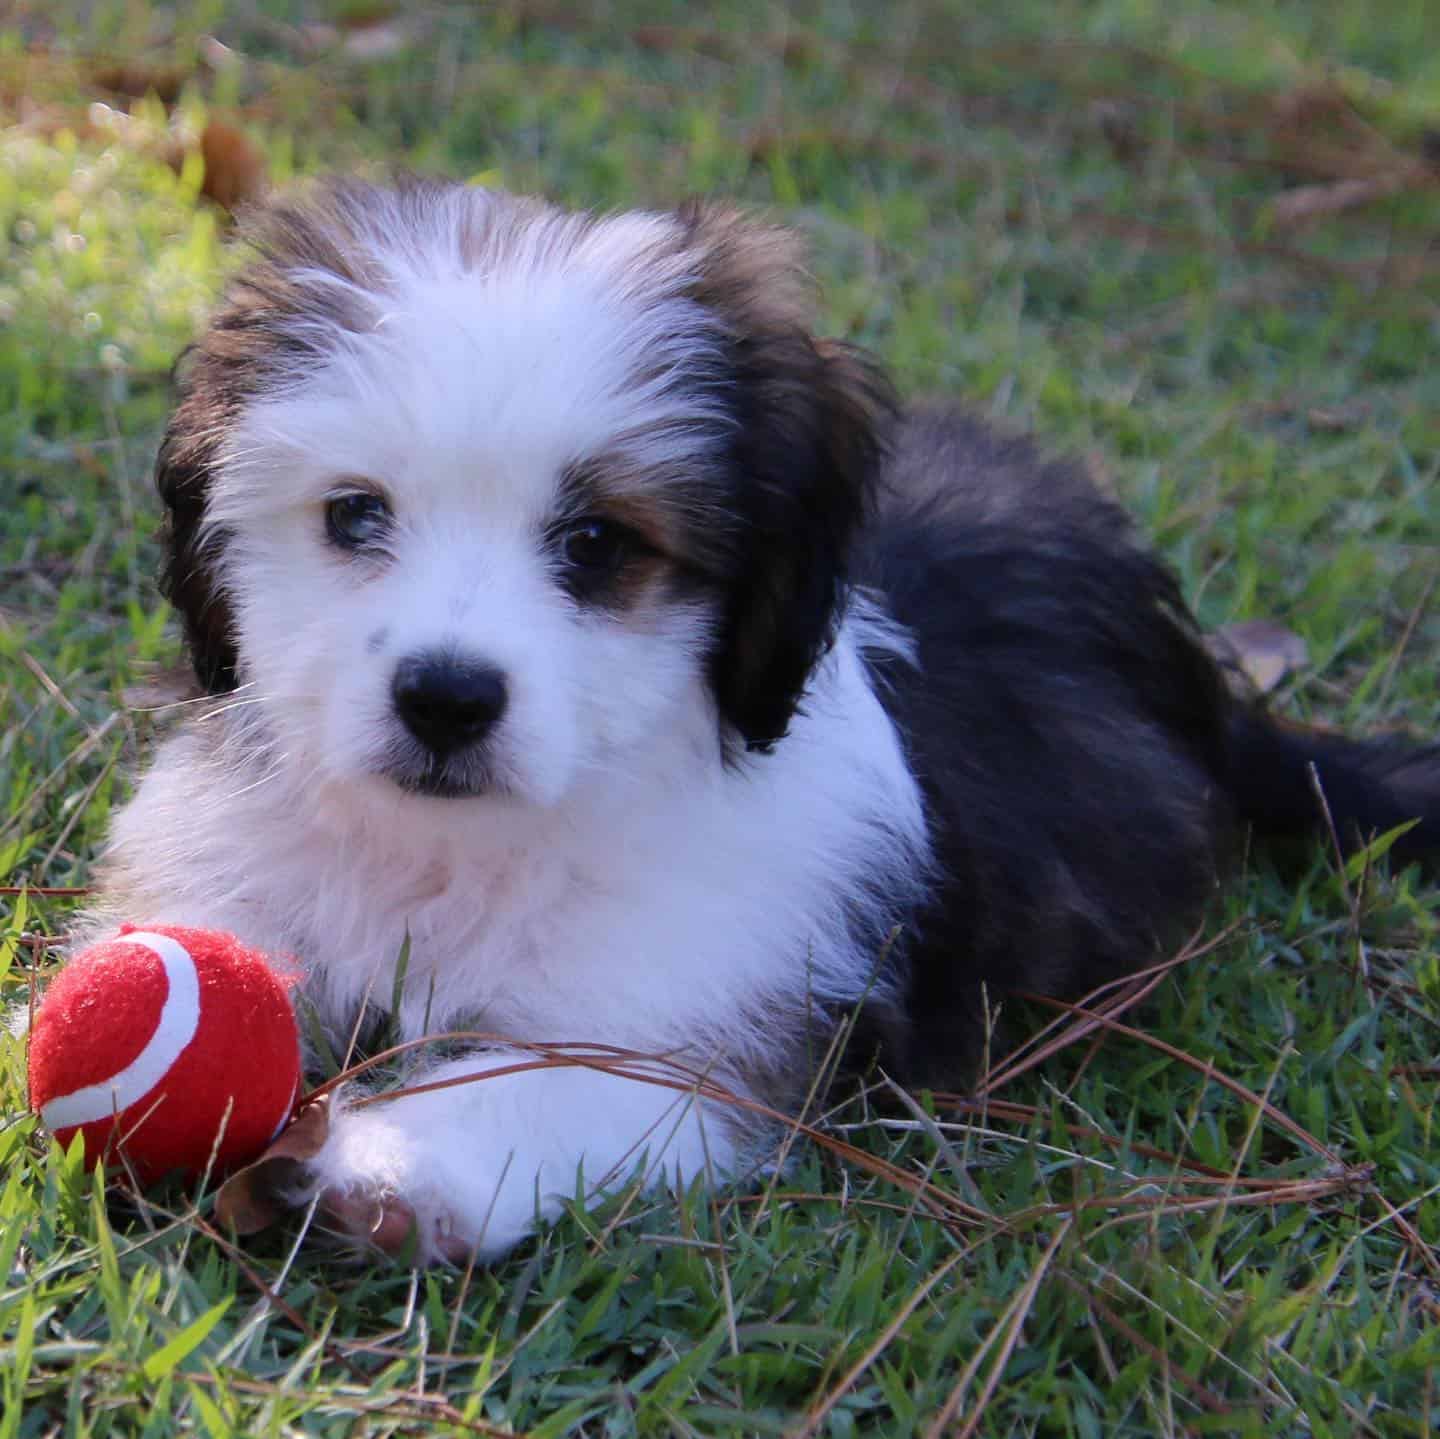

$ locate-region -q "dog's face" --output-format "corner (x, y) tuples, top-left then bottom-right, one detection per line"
(201, 205), (731, 808)
(156, 180), (891, 808)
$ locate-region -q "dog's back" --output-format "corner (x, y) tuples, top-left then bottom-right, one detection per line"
(858, 406), (1440, 1080)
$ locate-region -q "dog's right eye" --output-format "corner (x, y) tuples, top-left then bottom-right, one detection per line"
(325, 493), (391, 551)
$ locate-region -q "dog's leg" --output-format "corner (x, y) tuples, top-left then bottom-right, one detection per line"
(298, 1051), (744, 1262)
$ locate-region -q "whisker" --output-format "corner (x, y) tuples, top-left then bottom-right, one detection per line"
(219, 751), (293, 803)
(193, 694), (272, 724)
(129, 681), (261, 716)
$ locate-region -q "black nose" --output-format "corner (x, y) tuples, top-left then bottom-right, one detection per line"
(392, 656), (508, 754)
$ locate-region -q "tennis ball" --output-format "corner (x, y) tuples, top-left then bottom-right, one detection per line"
(28, 924), (302, 1184)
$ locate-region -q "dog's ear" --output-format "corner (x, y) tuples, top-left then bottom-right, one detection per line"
(678, 202), (895, 752)
(150, 183), (385, 697)
(154, 368), (240, 695)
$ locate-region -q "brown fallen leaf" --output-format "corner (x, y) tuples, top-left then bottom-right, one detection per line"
(1270, 171), (1418, 230)
(215, 1094), (329, 1235)
(164, 118), (269, 214)
(1206, 619), (1309, 697)
(1306, 402), (1370, 433)
(89, 60), (189, 105)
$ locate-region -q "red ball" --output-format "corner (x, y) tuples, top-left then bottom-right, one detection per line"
(28, 924), (302, 1184)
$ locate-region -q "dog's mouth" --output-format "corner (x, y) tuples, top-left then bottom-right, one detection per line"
(384, 751), (502, 800)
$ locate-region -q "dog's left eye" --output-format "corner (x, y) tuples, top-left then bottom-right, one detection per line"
(557, 518), (632, 572)
(326, 493), (391, 551)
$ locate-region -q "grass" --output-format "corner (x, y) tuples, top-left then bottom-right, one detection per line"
(2, 0), (1440, 1432)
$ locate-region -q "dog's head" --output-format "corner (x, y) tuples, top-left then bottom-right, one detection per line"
(156, 178), (892, 806)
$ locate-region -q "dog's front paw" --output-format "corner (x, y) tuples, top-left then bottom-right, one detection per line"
(216, 1091), (498, 1264)
(315, 1179), (473, 1264)
(294, 1091), (536, 1264)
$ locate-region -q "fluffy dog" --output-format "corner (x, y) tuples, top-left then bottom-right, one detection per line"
(81, 177), (1438, 1262)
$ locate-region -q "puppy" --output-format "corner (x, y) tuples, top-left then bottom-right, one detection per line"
(80, 177), (1439, 1262)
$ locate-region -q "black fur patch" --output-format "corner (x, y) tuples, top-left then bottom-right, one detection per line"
(675, 203), (897, 753)
(854, 407), (1439, 1082)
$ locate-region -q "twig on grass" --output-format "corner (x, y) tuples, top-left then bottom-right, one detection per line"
(1014, 992), (1341, 1165)
(790, 1246), (971, 1439)
(0, 886), (91, 896)
(81, 1357), (524, 1438)
(1059, 1272), (1234, 1421)
(0, 711), (120, 847)
(924, 1219), (1074, 1438)
(1307, 760), (1371, 996)
(1375, 569), (1438, 712)
(976, 919), (1247, 1097)
(1016, 989), (1440, 1284)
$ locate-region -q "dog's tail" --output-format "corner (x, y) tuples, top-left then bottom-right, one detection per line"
(1224, 707), (1440, 868)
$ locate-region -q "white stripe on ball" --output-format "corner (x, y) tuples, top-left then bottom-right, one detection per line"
(40, 931), (202, 1131)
